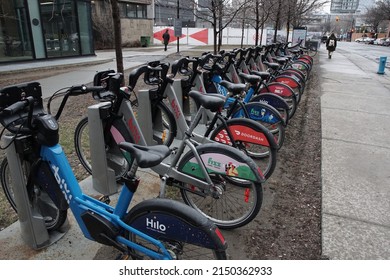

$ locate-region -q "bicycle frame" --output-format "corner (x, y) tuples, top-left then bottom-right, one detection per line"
(105, 85), (263, 198)
(39, 143), (174, 259)
(191, 63), (283, 129)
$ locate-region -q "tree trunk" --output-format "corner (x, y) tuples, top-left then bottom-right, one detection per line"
(110, 0), (124, 76)
(255, 1), (259, 46)
(241, 18), (245, 48)
(273, 0), (282, 43)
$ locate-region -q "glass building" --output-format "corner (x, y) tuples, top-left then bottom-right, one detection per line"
(0, 0), (94, 64)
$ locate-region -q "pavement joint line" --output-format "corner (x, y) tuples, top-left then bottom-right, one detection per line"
(322, 137), (390, 151)
(322, 91), (390, 98)
(323, 211), (390, 230)
(322, 106), (390, 117)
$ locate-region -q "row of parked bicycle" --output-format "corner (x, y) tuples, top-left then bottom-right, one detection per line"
(0, 41), (314, 259)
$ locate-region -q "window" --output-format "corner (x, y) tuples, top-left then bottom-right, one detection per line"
(121, 3), (147, 19)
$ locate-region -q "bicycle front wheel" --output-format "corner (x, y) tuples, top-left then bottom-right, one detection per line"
(0, 158), (17, 211)
(74, 116), (133, 179)
(0, 158), (67, 231)
(152, 101), (177, 147)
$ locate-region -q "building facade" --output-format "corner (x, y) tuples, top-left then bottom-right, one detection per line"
(104, 0), (154, 46)
(330, 0), (360, 13)
(330, 0), (376, 13)
(154, 0), (195, 27)
(1, 0), (94, 63)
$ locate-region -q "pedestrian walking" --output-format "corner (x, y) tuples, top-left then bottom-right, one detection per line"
(326, 33), (337, 59)
(162, 29), (170, 51)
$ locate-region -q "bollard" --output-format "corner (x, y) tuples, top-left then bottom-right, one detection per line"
(377, 56), (387, 74)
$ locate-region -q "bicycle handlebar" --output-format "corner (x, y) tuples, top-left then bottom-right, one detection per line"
(49, 84), (106, 120)
(2, 96), (34, 116)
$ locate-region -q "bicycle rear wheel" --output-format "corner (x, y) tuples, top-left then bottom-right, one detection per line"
(209, 118), (278, 179)
(230, 102), (286, 150)
(74, 116), (133, 178)
(177, 142), (265, 230)
(124, 198), (227, 259)
(258, 82), (298, 119)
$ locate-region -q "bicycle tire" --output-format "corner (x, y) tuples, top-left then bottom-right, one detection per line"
(209, 118), (278, 180)
(289, 60), (310, 78)
(230, 102), (285, 150)
(177, 144), (264, 230)
(308, 46), (317, 57)
(251, 92), (290, 125)
(124, 198), (227, 259)
(0, 157), (67, 231)
(151, 101), (177, 147)
(257, 82), (298, 119)
(0, 158), (17, 211)
(74, 116), (133, 178)
(273, 75), (303, 104)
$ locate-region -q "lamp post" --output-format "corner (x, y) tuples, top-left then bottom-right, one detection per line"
(177, 0), (179, 53)
(246, 24), (249, 46)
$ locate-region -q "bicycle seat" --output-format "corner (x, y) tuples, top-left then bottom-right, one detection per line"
(188, 90), (225, 112)
(219, 80), (246, 95)
(263, 61), (280, 70)
(275, 57), (288, 64)
(250, 70), (270, 80)
(118, 143), (171, 168)
(238, 72), (261, 84)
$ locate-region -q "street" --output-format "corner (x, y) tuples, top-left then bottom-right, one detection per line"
(325, 41), (390, 69)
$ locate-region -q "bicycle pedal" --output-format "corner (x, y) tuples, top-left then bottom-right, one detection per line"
(93, 195), (111, 205)
(115, 253), (130, 260)
(171, 147), (178, 154)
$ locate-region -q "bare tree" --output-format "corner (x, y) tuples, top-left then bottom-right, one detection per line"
(272, 0), (283, 42)
(92, 1), (114, 49)
(195, 0), (249, 53)
(244, 0), (273, 45)
(283, 0), (328, 42)
(376, 0), (390, 19)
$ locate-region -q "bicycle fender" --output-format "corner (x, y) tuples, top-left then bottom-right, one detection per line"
(225, 118), (278, 149)
(178, 142), (265, 183)
(251, 93), (290, 111)
(260, 82), (295, 97)
(273, 75), (301, 90)
(34, 160), (69, 211)
(126, 198), (227, 251)
(232, 102), (285, 126)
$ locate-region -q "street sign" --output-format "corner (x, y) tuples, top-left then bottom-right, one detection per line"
(174, 19), (182, 37)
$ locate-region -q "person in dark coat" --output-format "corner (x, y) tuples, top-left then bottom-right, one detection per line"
(326, 33), (337, 59)
(162, 29), (170, 51)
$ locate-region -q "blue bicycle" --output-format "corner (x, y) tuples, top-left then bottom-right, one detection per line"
(0, 76), (227, 260)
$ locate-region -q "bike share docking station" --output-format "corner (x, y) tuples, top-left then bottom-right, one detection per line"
(88, 78), (194, 194)
(1, 83), (68, 250)
(88, 102), (120, 195)
(137, 79), (189, 143)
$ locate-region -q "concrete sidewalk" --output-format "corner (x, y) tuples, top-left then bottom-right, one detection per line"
(0, 45), (194, 98)
(320, 43), (390, 259)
